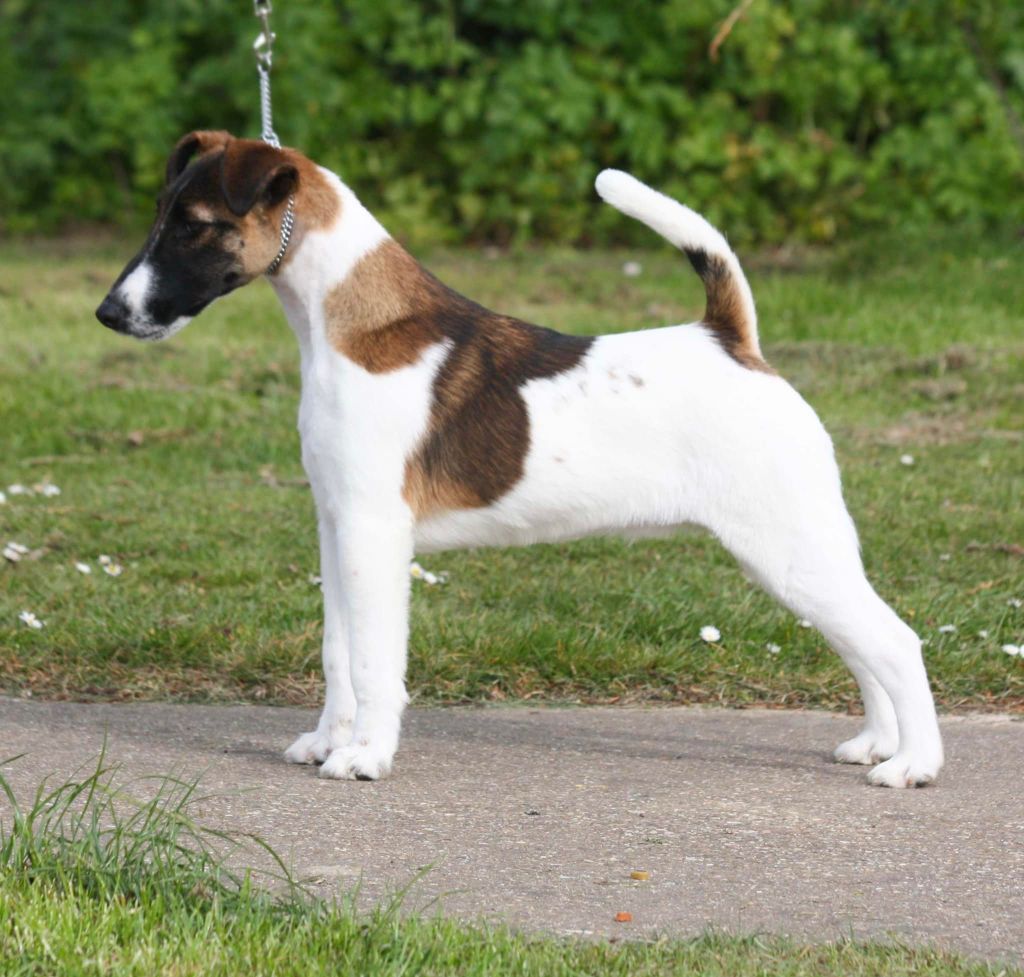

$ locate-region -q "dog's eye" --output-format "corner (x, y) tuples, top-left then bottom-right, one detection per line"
(178, 220), (207, 239)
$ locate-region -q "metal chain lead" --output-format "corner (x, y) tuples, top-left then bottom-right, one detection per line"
(253, 0), (280, 147)
(253, 0), (294, 274)
(257, 65), (280, 148)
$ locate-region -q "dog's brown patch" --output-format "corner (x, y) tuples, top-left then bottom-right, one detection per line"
(324, 242), (594, 518)
(687, 251), (774, 374)
(325, 241), (439, 370)
(234, 209), (288, 279)
(287, 152), (340, 232)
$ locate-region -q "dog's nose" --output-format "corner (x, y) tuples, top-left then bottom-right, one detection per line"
(95, 294), (130, 333)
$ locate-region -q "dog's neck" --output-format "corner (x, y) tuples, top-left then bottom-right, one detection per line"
(267, 171), (393, 348)
(265, 168), (484, 380)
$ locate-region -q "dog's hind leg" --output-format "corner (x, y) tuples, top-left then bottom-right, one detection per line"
(709, 467), (943, 787)
(786, 563), (942, 786)
(732, 538), (942, 786)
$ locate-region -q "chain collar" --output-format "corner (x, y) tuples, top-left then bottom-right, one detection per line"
(266, 195), (295, 276)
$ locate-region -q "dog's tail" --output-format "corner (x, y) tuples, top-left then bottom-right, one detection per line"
(595, 169), (767, 370)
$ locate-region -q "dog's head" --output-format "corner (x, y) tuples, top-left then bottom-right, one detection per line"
(96, 130), (305, 341)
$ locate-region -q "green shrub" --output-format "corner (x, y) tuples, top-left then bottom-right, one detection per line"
(1, 0), (1021, 242)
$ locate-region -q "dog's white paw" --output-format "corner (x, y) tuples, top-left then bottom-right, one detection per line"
(284, 724), (351, 765)
(318, 739), (394, 781)
(866, 752), (942, 788)
(833, 729), (898, 766)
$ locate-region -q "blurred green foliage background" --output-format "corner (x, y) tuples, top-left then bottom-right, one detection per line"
(2, 0), (1022, 243)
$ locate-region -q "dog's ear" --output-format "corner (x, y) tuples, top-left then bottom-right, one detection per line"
(165, 130), (232, 185)
(219, 140), (299, 217)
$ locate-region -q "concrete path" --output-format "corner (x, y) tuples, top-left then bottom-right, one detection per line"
(1, 698), (1022, 963)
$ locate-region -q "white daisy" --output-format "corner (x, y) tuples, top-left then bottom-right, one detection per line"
(766, 643), (781, 654)
(622, 261), (643, 278)
(1009, 599), (1023, 609)
(98, 555), (112, 566)
(75, 562), (92, 575)
(899, 454), (915, 466)
(797, 618), (813, 629)
(0, 490), (6, 505)
(103, 562), (124, 577)
(3, 541), (29, 562)
(699, 625), (721, 643)
(410, 561), (448, 586)
(18, 610), (43, 630)
(1002, 644), (1021, 657)
(7, 484), (29, 495)
(977, 630), (989, 639)
(37, 483), (61, 498)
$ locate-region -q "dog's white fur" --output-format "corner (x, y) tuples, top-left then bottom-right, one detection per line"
(268, 168), (942, 787)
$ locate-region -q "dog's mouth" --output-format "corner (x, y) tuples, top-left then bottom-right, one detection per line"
(129, 315), (196, 343)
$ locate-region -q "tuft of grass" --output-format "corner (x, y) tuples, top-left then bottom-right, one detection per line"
(0, 748), (293, 908)
(1, 759), (1017, 977)
(0, 229), (1022, 709)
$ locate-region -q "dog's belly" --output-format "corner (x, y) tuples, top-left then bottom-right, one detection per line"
(414, 510), (686, 553)
(413, 325), (793, 554)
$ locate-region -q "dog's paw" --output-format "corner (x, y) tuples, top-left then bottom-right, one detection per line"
(284, 724), (351, 765)
(833, 730), (898, 766)
(318, 739), (394, 781)
(866, 752), (943, 789)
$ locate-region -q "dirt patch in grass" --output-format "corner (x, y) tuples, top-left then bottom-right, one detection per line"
(872, 410), (1018, 446)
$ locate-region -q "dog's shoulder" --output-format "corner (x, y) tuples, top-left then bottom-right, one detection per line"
(325, 239), (593, 383)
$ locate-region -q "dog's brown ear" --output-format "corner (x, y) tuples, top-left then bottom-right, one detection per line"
(219, 139), (299, 217)
(165, 130), (232, 185)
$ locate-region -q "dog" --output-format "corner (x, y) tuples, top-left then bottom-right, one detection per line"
(96, 131), (944, 788)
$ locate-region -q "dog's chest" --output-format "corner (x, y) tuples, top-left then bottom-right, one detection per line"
(296, 341), (448, 507)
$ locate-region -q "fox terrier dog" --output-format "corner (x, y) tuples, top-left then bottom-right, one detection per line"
(97, 131), (944, 788)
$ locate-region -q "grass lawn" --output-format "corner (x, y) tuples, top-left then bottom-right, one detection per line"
(1, 760), (1018, 977)
(0, 229), (1021, 710)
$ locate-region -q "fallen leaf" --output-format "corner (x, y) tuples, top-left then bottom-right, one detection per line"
(964, 542), (1024, 557)
(965, 580), (995, 595)
(614, 912), (633, 923)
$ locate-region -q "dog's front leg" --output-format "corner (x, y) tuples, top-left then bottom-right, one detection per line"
(319, 511), (413, 781)
(284, 508), (357, 765)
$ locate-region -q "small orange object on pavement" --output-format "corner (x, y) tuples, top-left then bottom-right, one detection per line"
(614, 911), (633, 923)
(630, 871), (649, 881)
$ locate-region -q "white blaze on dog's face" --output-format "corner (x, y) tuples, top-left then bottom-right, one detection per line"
(95, 130), (335, 341)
